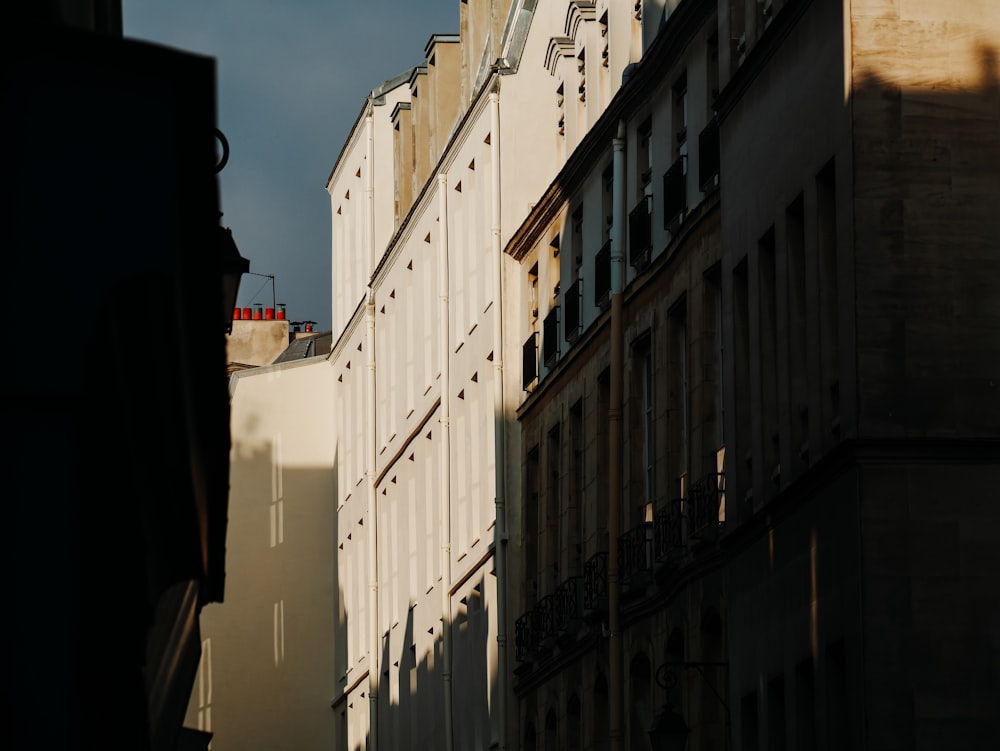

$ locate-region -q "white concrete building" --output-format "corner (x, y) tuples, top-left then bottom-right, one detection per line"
(324, 2), (650, 748)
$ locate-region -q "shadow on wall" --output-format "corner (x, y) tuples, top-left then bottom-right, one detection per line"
(849, 42), (1000, 437)
(191, 441), (341, 750)
(367, 572), (493, 751)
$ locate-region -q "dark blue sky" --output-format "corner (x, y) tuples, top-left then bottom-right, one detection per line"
(125, 0), (458, 331)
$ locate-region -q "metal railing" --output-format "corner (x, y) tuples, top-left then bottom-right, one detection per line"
(551, 575), (584, 635)
(653, 498), (684, 561)
(618, 521), (654, 587)
(514, 610), (535, 662)
(583, 551), (609, 612)
(687, 472), (725, 539)
(515, 572), (591, 663)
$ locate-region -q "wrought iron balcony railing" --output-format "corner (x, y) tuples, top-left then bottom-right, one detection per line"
(583, 551), (609, 612)
(687, 472), (725, 539)
(515, 610), (535, 662)
(533, 593), (557, 647)
(653, 498), (684, 562)
(618, 521), (654, 587)
(551, 575), (584, 636)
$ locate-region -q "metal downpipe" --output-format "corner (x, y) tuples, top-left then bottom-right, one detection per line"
(608, 119), (627, 751)
(364, 108), (380, 751)
(437, 173), (455, 751)
(489, 85), (509, 751)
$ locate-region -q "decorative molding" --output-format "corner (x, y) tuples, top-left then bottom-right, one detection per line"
(546, 35), (576, 75)
(565, 1), (597, 40)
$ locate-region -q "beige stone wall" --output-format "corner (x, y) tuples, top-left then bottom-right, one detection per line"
(226, 319), (289, 366)
(851, 0), (1000, 437)
(187, 357), (337, 748)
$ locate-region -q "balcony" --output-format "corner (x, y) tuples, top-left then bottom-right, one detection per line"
(653, 497), (684, 563)
(618, 521), (654, 592)
(514, 610), (535, 662)
(594, 239), (611, 306)
(583, 551), (608, 614)
(551, 576), (584, 637)
(687, 472), (725, 543)
(629, 195), (652, 271)
(514, 574), (589, 665)
(522, 332), (537, 390)
(542, 306), (560, 367)
(663, 156), (686, 229)
(533, 594), (556, 648)
(699, 117), (720, 193)
(564, 278), (582, 343)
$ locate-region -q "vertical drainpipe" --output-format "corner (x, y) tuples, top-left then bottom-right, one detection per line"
(365, 106), (380, 751)
(489, 83), (509, 751)
(608, 119), (627, 751)
(437, 172), (455, 751)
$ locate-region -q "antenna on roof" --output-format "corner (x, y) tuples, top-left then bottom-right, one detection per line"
(246, 272), (277, 311)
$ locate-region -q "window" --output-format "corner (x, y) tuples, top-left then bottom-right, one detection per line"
(759, 227), (779, 491)
(543, 306), (560, 366)
(564, 277), (582, 342)
(602, 165), (614, 241)
(673, 72), (688, 161)
(546, 425), (562, 587)
(631, 334), (654, 523)
(663, 157), (686, 229)
(637, 117), (653, 192)
(817, 159), (840, 442)
(523, 332), (538, 390)
(629, 195), (652, 271)
(668, 299), (689, 493)
(786, 195), (808, 466)
(595, 240), (611, 305)
(698, 116), (720, 192)
(525, 447), (540, 603)
(569, 399), (584, 571)
(733, 257), (752, 509)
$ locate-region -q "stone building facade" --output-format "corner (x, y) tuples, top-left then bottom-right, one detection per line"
(507, 0), (999, 750)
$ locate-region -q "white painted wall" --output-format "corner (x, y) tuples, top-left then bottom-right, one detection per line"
(187, 356), (337, 750)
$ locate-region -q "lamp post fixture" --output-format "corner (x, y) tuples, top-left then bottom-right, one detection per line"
(648, 660), (730, 750)
(647, 704), (689, 751)
(649, 663), (689, 751)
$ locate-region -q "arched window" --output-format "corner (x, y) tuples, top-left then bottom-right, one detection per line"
(545, 708), (558, 749)
(524, 719), (537, 751)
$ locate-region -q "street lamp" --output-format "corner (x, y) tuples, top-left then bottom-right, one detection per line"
(647, 704), (689, 751)
(218, 216), (249, 334)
